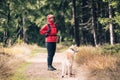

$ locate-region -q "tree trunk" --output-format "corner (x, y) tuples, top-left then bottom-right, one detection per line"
(22, 13), (26, 42)
(108, 2), (114, 45)
(72, 0), (80, 46)
(91, 0), (97, 47)
(3, 2), (10, 46)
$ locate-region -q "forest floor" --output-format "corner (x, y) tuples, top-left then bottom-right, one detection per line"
(25, 53), (90, 80)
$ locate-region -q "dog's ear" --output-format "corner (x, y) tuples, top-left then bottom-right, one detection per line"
(74, 44), (77, 47)
(70, 45), (74, 48)
(72, 44), (74, 47)
(70, 44), (77, 49)
(72, 44), (77, 48)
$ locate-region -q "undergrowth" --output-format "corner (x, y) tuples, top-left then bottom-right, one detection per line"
(101, 44), (120, 55)
(75, 45), (120, 80)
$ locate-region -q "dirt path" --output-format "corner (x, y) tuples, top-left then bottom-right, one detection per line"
(25, 53), (90, 80)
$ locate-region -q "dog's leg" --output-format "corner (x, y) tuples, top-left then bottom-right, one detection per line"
(70, 65), (72, 76)
(62, 62), (65, 78)
(68, 64), (71, 78)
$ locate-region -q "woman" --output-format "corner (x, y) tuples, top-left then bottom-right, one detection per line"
(39, 14), (58, 71)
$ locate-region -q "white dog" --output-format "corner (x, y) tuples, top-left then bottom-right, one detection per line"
(61, 45), (78, 78)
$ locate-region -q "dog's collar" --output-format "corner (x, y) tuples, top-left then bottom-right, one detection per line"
(70, 48), (79, 53)
(70, 48), (76, 53)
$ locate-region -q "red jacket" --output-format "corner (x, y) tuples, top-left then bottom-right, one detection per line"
(39, 14), (58, 42)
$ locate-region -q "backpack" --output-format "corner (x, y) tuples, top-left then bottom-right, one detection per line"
(45, 24), (57, 37)
(47, 24), (51, 33)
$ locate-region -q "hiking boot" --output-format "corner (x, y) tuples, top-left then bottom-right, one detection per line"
(48, 66), (56, 71)
(51, 66), (56, 70)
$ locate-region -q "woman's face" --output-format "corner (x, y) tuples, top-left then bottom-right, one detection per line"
(49, 17), (55, 22)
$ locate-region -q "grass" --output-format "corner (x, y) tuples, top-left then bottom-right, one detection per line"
(0, 51), (23, 80)
(30, 47), (46, 57)
(0, 53), (12, 80)
(56, 43), (69, 52)
(75, 45), (120, 80)
(9, 62), (30, 80)
(3, 43), (47, 57)
(3, 43), (31, 56)
(0, 52), (30, 80)
(75, 45), (117, 69)
(101, 44), (120, 55)
(31, 47), (47, 57)
(0, 43), (32, 80)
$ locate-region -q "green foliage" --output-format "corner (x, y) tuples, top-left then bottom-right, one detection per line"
(26, 23), (45, 46)
(101, 44), (120, 54)
(114, 12), (120, 26)
(98, 18), (111, 30)
(0, 0), (120, 46)
(103, 0), (118, 8)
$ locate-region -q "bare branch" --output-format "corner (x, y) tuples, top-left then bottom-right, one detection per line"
(79, 17), (92, 26)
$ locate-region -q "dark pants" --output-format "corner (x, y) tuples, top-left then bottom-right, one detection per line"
(46, 42), (56, 67)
